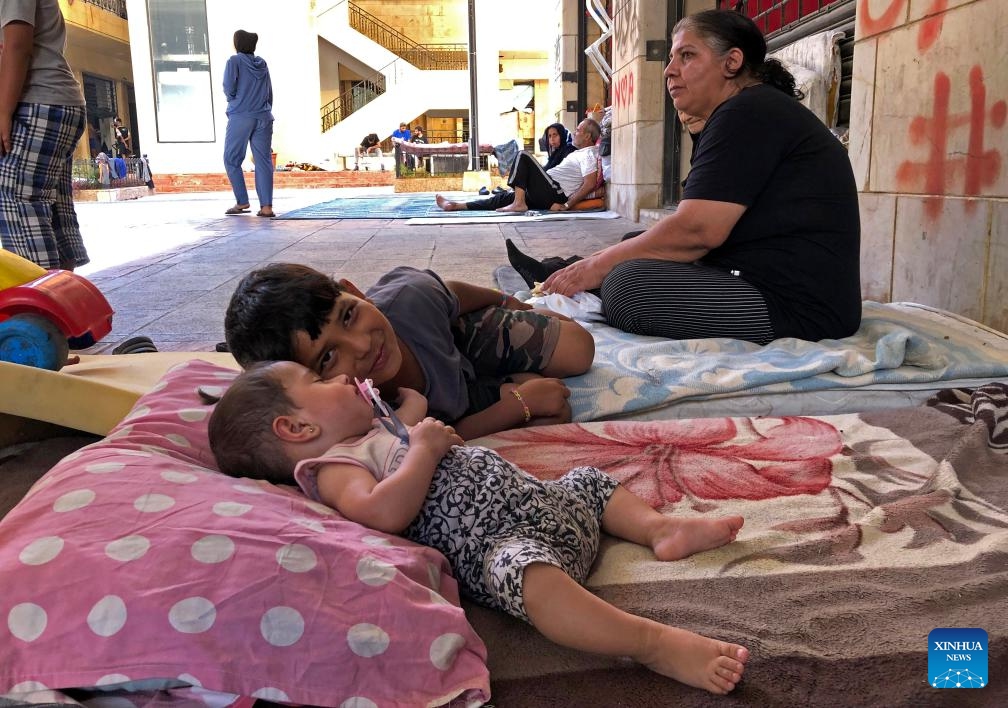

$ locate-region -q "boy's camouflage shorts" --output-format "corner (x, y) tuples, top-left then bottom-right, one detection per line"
(453, 305), (561, 413)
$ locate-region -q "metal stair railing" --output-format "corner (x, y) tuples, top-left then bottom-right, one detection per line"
(320, 73), (387, 132)
(348, 1), (467, 70)
(319, 2), (469, 131)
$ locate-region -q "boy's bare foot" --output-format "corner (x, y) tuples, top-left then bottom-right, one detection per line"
(651, 516), (744, 561)
(435, 194), (464, 211)
(496, 202), (528, 212)
(640, 625), (748, 694)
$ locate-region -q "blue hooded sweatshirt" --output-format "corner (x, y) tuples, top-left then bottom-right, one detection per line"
(222, 52), (273, 118)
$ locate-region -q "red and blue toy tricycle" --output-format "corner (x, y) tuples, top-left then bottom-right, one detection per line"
(0, 250), (114, 371)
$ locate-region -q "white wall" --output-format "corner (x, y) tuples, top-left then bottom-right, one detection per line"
(123, 0), (561, 173)
(125, 0), (321, 173)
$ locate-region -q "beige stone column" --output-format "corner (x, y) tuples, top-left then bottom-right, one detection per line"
(608, 0), (671, 221)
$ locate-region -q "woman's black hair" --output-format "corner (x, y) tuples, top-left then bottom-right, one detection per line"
(234, 29), (259, 55)
(674, 9), (803, 100)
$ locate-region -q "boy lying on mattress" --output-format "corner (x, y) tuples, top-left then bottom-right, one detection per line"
(203, 361), (750, 695)
(223, 263), (593, 439)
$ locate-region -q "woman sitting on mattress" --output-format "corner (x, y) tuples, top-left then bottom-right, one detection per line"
(535, 9), (861, 344)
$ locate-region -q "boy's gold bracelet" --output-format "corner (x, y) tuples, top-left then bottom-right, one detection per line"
(510, 389), (532, 423)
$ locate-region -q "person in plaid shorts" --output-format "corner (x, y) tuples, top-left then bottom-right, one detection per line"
(0, 0), (89, 271)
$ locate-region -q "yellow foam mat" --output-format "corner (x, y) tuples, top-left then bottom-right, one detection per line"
(0, 352), (240, 436)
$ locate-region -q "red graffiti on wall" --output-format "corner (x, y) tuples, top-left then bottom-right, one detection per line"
(895, 65), (1006, 220)
(614, 71), (634, 111)
(857, 0), (947, 51)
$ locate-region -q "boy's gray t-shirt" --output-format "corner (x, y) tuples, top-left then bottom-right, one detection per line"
(2, 0), (85, 106)
(366, 267), (475, 422)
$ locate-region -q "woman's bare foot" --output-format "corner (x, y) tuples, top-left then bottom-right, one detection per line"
(639, 625), (748, 694)
(496, 201), (528, 212)
(651, 516), (744, 561)
(435, 194), (464, 211)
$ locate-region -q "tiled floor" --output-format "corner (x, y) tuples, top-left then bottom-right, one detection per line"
(74, 187), (639, 353)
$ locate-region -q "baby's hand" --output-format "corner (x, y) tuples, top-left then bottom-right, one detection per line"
(409, 417), (463, 456)
(515, 378), (571, 420)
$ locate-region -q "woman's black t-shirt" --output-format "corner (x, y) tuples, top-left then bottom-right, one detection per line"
(682, 84), (861, 340)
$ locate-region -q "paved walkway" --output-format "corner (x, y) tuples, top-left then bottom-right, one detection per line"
(74, 187), (639, 353)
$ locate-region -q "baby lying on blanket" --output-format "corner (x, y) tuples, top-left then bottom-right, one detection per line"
(204, 361), (750, 695)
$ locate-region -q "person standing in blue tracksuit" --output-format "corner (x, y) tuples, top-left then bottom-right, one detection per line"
(222, 29), (275, 218)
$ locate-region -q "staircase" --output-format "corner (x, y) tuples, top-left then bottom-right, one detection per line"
(315, 1), (470, 157)
(348, 2), (467, 71)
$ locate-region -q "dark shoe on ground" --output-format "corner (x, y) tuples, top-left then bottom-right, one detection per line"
(492, 186), (507, 194)
(505, 239), (584, 289)
(112, 336), (158, 355)
(504, 239), (563, 289)
(215, 341), (230, 353)
(478, 186), (490, 195)
(225, 204), (250, 215)
(256, 208), (276, 218)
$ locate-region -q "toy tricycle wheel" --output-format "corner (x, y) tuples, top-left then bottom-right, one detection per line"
(0, 313), (70, 371)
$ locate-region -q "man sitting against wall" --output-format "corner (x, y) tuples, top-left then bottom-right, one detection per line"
(435, 118), (600, 213)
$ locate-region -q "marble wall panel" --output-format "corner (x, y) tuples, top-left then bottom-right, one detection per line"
(908, 0), (974, 24)
(859, 193), (897, 302)
(870, 0), (1007, 198)
(610, 182), (661, 223)
(985, 201), (1008, 332)
(890, 196), (990, 319)
(610, 121), (664, 187)
(849, 36), (877, 191)
(856, 0), (911, 41)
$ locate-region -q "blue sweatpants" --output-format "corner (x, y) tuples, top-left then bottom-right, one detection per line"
(223, 113), (274, 208)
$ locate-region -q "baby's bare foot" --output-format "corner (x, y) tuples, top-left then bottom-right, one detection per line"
(652, 516), (744, 561)
(641, 625), (749, 694)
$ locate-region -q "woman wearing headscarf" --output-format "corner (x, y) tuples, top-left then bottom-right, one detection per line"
(541, 122), (576, 170)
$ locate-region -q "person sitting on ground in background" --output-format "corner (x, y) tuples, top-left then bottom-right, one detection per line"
(223, 263), (596, 440)
(506, 109), (709, 290)
(532, 9), (862, 345)
(354, 132), (382, 170)
(541, 122), (576, 170)
(434, 118), (601, 214)
(0, 0), (90, 271)
(206, 360), (750, 696)
(408, 125), (428, 170)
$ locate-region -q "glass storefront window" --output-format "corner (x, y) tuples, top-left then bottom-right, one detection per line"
(147, 0), (215, 142)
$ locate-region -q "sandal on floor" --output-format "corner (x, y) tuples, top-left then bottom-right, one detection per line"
(256, 209), (276, 218)
(112, 335), (159, 355)
(225, 205), (250, 215)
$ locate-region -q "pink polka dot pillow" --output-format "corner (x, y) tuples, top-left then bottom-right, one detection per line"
(0, 359), (490, 707)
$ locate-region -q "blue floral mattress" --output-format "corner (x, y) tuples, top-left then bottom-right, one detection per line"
(565, 301), (1008, 421)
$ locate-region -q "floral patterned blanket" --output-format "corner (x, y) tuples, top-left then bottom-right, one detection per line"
(470, 384), (1008, 706)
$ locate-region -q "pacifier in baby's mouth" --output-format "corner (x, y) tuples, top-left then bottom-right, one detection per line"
(356, 377), (410, 443)
(355, 377), (391, 417)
